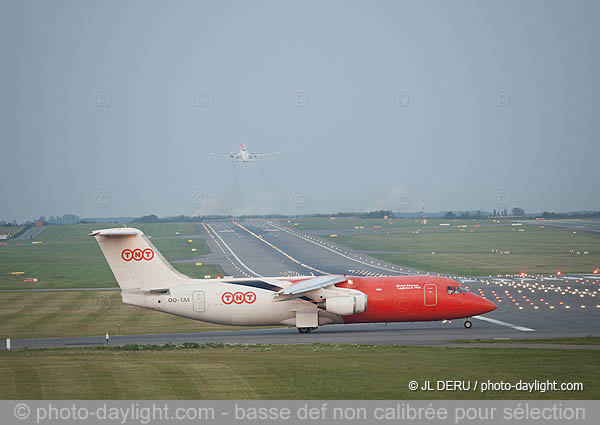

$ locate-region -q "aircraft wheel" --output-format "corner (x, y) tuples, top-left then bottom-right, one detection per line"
(298, 327), (315, 334)
(464, 320), (472, 329)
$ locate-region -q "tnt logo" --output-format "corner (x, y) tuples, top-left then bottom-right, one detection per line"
(222, 291), (256, 305)
(121, 248), (154, 262)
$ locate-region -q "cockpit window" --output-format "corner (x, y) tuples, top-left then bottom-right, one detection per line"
(447, 286), (469, 294)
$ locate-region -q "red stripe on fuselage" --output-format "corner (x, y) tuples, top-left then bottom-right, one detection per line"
(282, 275), (496, 323)
(336, 275), (496, 323)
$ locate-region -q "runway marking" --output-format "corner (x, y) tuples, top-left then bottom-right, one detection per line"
(473, 315), (535, 332)
(232, 221), (326, 275)
(267, 222), (410, 275)
(203, 222), (263, 277)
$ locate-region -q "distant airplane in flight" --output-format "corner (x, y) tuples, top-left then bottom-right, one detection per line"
(209, 143), (280, 162)
(90, 227), (497, 334)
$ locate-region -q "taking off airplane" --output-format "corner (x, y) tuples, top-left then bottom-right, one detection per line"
(90, 227), (497, 333)
(209, 143), (280, 162)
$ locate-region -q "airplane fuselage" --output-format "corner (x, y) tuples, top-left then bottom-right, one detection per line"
(239, 147), (250, 162)
(123, 275), (496, 327)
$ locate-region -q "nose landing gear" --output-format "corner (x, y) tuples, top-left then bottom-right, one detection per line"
(298, 327), (317, 334)
(464, 319), (472, 329)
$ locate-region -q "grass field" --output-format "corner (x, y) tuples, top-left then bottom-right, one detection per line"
(0, 344), (597, 399)
(279, 218), (600, 275)
(453, 337), (600, 345)
(0, 226), (23, 235)
(0, 223), (218, 290)
(0, 291), (246, 340)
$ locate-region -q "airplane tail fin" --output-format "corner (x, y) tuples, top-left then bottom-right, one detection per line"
(89, 228), (188, 291)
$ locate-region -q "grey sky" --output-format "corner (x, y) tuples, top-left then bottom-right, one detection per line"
(1, 0), (599, 221)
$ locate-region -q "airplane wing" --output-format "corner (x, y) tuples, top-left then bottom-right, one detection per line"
(88, 228), (141, 237)
(209, 152), (239, 160)
(249, 152), (280, 160)
(276, 275), (347, 299)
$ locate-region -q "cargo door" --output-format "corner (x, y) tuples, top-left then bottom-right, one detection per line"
(193, 291), (205, 312)
(424, 284), (437, 306)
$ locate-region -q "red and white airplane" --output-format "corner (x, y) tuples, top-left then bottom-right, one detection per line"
(90, 227), (497, 333)
(209, 143), (280, 162)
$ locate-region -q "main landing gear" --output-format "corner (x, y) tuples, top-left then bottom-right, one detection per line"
(297, 327), (317, 334)
(464, 319), (473, 329)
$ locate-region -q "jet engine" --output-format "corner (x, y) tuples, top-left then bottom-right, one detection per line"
(322, 294), (367, 316)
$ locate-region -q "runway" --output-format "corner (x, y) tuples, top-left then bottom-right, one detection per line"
(204, 219), (599, 325)
(13, 225), (45, 241)
(197, 219), (423, 278)
(521, 218), (600, 235)
(193, 219), (600, 337)
(3, 219), (599, 349)
(3, 318), (598, 350)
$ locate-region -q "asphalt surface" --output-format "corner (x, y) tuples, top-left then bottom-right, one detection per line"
(13, 226), (45, 241)
(208, 220), (599, 334)
(3, 219), (599, 349)
(521, 218), (600, 234)
(3, 320), (599, 350)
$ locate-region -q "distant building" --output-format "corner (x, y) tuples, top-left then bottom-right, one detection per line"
(61, 215), (79, 225)
(47, 214), (80, 225)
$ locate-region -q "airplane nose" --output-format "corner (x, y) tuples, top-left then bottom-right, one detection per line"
(465, 294), (497, 316)
(478, 297), (497, 315)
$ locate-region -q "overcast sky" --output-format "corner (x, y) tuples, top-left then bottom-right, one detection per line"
(1, 0), (599, 221)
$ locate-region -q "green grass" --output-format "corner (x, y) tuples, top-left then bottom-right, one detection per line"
(0, 223), (215, 290)
(173, 263), (223, 279)
(371, 251), (600, 276)
(0, 344), (597, 399)
(0, 291), (244, 340)
(129, 222), (200, 238)
(151, 237), (208, 260)
(290, 219), (600, 275)
(453, 337), (600, 345)
(0, 226), (23, 235)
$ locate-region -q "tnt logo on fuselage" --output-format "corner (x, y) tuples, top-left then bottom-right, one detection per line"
(222, 291), (256, 305)
(121, 248), (154, 262)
